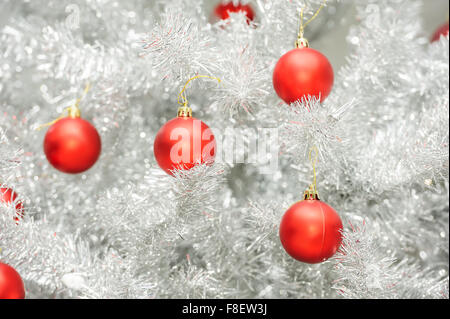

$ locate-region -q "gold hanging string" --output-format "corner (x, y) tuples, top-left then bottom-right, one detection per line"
(309, 145), (319, 194)
(36, 84), (91, 131)
(297, 0), (327, 42)
(177, 75), (221, 107)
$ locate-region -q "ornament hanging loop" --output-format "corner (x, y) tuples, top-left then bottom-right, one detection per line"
(296, 0), (327, 48)
(304, 146), (320, 200)
(177, 75), (221, 118)
(69, 83), (91, 118)
(36, 83), (91, 131)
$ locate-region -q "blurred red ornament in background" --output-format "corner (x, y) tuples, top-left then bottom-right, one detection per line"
(431, 22), (449, 42)
(0, 262), (25, 299)
(0, 187), (24, 223)
(213, 1), (255, 22)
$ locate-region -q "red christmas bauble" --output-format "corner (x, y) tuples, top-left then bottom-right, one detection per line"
(0, 187), (24, 222)
(279, 198), (343, 263)
(44, 117), (101, 174)
(431, 22), (449, 42)
(154, 116), (216, 176)
(273, 47), (334, 104)
(214, 1), (255, 22)
(0, 262), (25, 299)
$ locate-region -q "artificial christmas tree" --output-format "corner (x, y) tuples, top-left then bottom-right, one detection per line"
(0, 0), (448, 300)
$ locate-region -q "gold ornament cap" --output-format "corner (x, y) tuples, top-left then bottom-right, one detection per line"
(177, 105), (193, 118)
(68, 105), (81, 118)
(303, 184), (320, 200)
(295, 37), (310, 48)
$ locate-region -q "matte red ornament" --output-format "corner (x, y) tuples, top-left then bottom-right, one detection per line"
(0, 262), (25, 299)
(154, 115), (216, 176)
(0, 187), (24, 222)
(214, 1), (255, 22)
(273, 47), (334, 104)
(431, 22), (449, 42)
(279, 194), (343, 264)
(44, 117), (101, 174)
